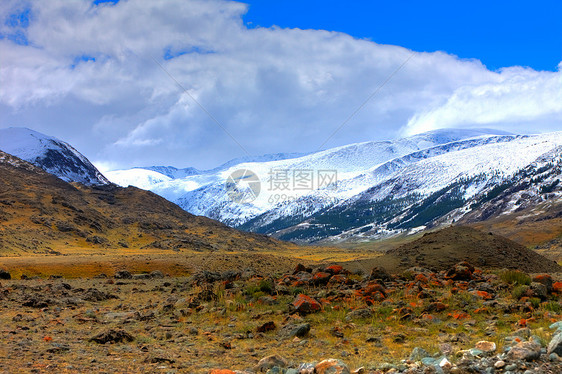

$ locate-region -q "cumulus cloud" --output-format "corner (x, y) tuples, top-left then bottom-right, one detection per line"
(0, 0), (560, 169)
(403, 66), (562, 135)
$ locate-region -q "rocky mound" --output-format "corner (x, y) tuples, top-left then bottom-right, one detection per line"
(383, 226), (561, 273)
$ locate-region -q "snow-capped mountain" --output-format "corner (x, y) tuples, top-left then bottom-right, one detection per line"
(0, 127), (110, 186)
(104, 127), (562, 243)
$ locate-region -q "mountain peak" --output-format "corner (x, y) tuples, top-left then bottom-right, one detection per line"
(0, 127), (110, 186)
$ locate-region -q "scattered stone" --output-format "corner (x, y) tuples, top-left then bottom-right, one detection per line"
(507, 340), (542, 361)
(257, 321), (277, 333)
(474, 340), (496, 355)
(89, 329), (134, 344)
(494, 360), (506, 369)
(345, 308), (373, 321)
(255, 354), (288, 372)
(369, 266), (391, 282)
(445, 261), (474, 281)
(547, 331), (562, 356)
(150, 270), (165, 278)
(0, 270), (11, 280)
(409, 347), (431, 361)
(291, 294), (322, 314)
(279, 323), (310, 339)
(114, 270), (132, 279)
(314, 359), (350, 374)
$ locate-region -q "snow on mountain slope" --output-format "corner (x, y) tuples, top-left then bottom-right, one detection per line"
(106, 169), (173, 190)
(252, 132), (562, 242)
(0, 127), (110, 185)
(105, 128), (516, 227)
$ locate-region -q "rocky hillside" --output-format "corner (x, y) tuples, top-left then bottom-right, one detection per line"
(0, 151), (294, 255)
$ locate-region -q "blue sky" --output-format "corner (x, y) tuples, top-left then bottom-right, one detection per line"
(0, 0), (561, 169)
(244, 0), (562, 72)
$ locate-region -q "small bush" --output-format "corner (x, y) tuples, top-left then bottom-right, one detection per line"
(544, 301), (562, 313)
(512, 285), (529, 299)
(528, 297), (541, 308)
(258, 279), (273, 294)
(291, 287), (304, 296)
(500, 270), (531, 286)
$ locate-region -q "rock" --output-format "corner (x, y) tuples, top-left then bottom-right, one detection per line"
(150, 270), (165, 278)
(532, 274), (553, 292)
(547, 331), (562, 356)
(293, 264), (310, 274)
(314, 359), (350, 374)
(507, 340), (541, 361)
(132, 273), (151, 280)
(312, 272), (332, 285)
(291, 294), (322, 314)
(445, 261), (474, 281)
(114, 270), (132, 279)
(297, 363), (315, 374)
(345, 308), (373, 321)
(369, 266), (391, 282)
(257, 321), (277, 333)
(474, 340), (496, 355)
(0, 270), (11, 280)
(209, 370), (236, 374)
(526, 282), (548, 300)
(494, 360), (506, 369)
(410, 347), (431, 361)
(82, 288), (118, 302)
(255, 354), (288, 372)
(89, 329), (134, 344)
(22, 297), (49, 308)
(279, 323), (310, 339)
(325, 265), (344, 275)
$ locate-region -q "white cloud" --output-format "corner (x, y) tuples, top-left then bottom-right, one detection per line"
(0, 0), (560, 169)
(403, 66), (562, 135)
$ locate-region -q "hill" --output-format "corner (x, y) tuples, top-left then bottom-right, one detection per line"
(344, 226), (561, 274)
(0, 150), (294, 256)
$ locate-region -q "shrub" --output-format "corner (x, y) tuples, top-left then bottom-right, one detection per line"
(512, 285), (529, 299)
(258, 279), (273, 294)
(500, 270), (531, 286)
(544, 301), (562, 313)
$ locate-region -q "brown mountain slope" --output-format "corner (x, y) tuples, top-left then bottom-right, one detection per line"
(0, 151), (296, 255)
(344, 226), (561, 274)
(385, 226), (561, 273)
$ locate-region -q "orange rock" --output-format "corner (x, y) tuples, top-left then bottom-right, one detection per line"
(325, 265), (344, 275)
(415, 274), (428, 284)
(209, 370), (236, 374)
(552, 281), (562, 293)
(471, 290), (493, 300)
(312, 271), (332, 285)
(292, 294), (322, 314)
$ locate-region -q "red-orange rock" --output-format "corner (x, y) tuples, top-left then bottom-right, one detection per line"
(533, 274), (553, 292)
(470, 290), (493, 300)
(312, 272), (332, 285)
(325, 265), (344, 275)
(292, 294), (322, 314)
(209, 370), (236, 374)
(445, 261), (474, 281)
(553, 281), (562, 293)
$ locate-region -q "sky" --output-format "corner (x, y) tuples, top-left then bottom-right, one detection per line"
(0, 0), (561, 170)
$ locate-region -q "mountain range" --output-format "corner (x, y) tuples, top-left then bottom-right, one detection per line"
(1, 126), (561, 249)
(105, 128), (562, 244)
